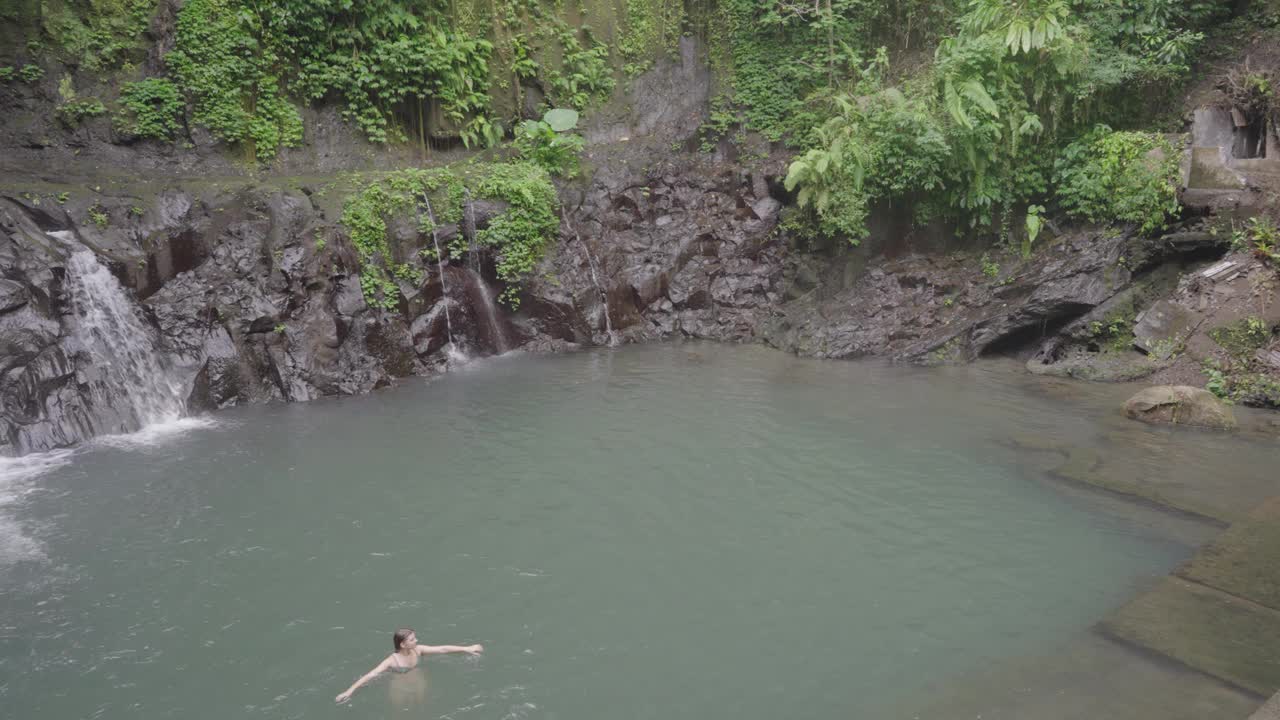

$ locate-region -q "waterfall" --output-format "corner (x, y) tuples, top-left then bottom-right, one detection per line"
(463, 189), (481, 275)
(462, 269), (511, 354)
(421, 193), (456, 351)
(563, 211), (616, 347)
(65, 251), (186, 428)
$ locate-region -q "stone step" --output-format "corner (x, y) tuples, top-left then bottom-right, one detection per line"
(1178, 497), (1280, 611)
(1102, 576), (1280, 696)
(1250, 691), (1280, 720)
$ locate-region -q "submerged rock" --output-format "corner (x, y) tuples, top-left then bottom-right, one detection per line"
(1122, 385), (1237, 429)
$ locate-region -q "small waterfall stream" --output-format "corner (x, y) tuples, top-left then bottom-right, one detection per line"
(463, 189), (481, 275)
(65, 251), (186, 428)
(421, 193), (456, 351)
(462, 269), (511, 354)
(563, 211), (616, 346)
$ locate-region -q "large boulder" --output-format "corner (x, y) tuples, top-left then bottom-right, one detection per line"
(1123, 385), (1237, 429)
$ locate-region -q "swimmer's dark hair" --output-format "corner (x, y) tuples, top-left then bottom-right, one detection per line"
(393, 628), (414, 651)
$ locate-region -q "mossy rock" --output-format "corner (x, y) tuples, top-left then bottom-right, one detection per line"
(1123, 385), (1238, 430)
(1102, 577), (1280, 696)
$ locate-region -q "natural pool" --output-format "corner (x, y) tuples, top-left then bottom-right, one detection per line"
(0, 343), (1272, 719)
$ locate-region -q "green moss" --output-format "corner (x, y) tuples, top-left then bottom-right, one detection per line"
(1210, 317), (1275, 358)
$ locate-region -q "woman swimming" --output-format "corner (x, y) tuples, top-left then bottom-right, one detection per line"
(335, 628), (483, 703)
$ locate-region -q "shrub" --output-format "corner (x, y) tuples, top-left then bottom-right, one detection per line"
(513, 120), (585, 178)
(1054, 127), (1182, 236)
(117, 78), (184, 140)
(57, 99), (107, 126)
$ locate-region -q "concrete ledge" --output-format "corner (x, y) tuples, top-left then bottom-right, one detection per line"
(1250, 692), (1280, 720)
(1102, 577), (1280, 696)
(1179, 497), (1280, 611)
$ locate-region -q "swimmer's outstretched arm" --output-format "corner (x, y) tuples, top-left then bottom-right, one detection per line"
(417, 643), (484, 656)
(335, 656), (393, 704)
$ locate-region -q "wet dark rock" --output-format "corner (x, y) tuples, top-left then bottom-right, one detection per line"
(0, 279), (28, 312)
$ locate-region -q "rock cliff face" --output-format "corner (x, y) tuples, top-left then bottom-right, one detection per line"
(0, 144), (793, 454)
(4, 150), (1263, 457)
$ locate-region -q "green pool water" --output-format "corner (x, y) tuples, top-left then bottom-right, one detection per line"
(1, 343), (1251, 720)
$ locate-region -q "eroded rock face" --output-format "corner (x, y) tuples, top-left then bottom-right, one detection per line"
(1123, 385), (1238, 429)
(763, 229), (1144, 363)
(0, 150), (794, 455)
(525, 152), (787, 347)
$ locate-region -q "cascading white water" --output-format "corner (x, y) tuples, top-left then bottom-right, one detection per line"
(421, 194), (456, 351)
(563, 211), (616, 346)
(464, 269), (511, 354)
(65, 251), (186, 428)
(463, 189), (481, 275)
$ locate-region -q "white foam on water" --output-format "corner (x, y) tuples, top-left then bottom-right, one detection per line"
(0, 414), (218, 565)
(0, 449), (75, 565)
(446, 344), (473, 367)
(90, 416), (219, 451)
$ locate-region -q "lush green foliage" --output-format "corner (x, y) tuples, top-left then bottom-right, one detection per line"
(473, 162), (560, 307)
(341, 162), (558, 310)
(1204, 315), (1280, 407)
(152, 0), (627, 157)
(778, 0), (1229, 242)
(116, 78), (183, 139)
(41, 0), (156, 71)
(1210, 316), (1273, 357)
(27, 0), (638, 166)
(718, 0), (951, 142)
(56, 97), (106, 125)
(482, 0), (614, 118)
(540, 23), (614, 111)
(281, 0), (495, 146)
(1235, 216), (1280, 265)
(514, 119), (585, 177)
(785, 65), (948, 241)
(1054, 127), (1182, 236)
(19, 64), (44, 83)
(619, 0), (684, 76)
(166, 0), (303, 161)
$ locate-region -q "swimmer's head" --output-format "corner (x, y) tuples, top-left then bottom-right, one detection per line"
(393, 628), (417, 651)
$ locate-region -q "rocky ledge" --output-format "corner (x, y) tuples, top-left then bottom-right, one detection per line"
(3, 146), (1279, 455)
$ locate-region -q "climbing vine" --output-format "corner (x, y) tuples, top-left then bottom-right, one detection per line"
(165, 0), (302, 161)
